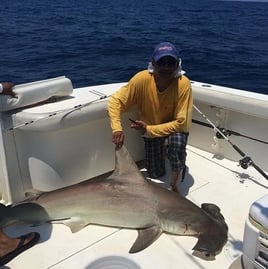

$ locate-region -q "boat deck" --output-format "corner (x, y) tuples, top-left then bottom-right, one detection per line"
(4, 145), (268, 269)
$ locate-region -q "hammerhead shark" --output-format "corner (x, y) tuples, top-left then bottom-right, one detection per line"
(0, 146), (228, 259)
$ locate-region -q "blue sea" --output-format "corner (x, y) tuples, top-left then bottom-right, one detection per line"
(1, 0), (267, 94)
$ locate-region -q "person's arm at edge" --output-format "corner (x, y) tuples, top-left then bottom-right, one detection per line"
(0, 82), (16, 97)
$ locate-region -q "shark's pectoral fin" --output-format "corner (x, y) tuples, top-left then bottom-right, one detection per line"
(129, 226), (162, 253)
(60, 218), (89, 233)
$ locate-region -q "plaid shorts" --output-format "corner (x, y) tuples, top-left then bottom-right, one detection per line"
(144, 132), (188, 177)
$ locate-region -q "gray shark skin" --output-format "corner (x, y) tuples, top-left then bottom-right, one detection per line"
(0, 146), (228, 260)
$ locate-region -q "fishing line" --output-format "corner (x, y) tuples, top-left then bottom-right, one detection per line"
(193, 104), (268, 180)
(192, 119), (268, 145)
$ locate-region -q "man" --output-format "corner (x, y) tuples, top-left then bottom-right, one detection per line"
(0, 82), (40, 265)
(108, 42), (193, 192)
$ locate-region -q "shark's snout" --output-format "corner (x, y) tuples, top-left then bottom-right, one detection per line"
(192, 249), (216, 261)
(192, 219), (228, 261)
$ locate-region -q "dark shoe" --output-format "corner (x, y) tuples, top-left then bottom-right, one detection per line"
(0, 232), (40, 266)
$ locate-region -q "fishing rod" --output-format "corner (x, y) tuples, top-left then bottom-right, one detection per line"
(192, 119), (268, 145)
(193, 104), (268, 180)
(8, 90), (109, 131)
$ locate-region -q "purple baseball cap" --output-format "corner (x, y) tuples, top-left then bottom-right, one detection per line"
(152, 42), (179, 62)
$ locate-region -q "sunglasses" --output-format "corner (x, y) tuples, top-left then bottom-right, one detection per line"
(156, 58), (178, 67)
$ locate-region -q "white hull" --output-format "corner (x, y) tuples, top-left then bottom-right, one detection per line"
(0, 77), (267, 268)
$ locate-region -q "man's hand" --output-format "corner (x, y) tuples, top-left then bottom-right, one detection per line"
(1, 82), (16, 97)
(112, 131), (125, 148)
(130, 120), (147, 131)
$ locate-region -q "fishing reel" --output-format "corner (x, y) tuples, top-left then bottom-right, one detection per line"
(239, 156), (253, 169)
(215, 128), (231, 139)
(216, 128), (254, 170)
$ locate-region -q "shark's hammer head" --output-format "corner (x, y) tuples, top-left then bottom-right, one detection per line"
(192, 203), (228, 260)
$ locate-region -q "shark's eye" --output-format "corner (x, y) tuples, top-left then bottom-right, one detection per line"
(205, 253), (210, 257)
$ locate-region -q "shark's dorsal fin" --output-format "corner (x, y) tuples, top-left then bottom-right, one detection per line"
(129, 226), (162, 253)
(108, 145), (146, 183)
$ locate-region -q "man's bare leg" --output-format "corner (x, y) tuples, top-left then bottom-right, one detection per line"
(170, 170), (182, 193)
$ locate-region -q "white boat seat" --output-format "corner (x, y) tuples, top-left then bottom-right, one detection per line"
(0, 76), (73, 112)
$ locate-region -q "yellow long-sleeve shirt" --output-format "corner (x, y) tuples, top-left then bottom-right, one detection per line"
(108, 70), (193, 138)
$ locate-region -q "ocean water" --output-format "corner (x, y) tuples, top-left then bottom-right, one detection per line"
(1, 0), (267, 94)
